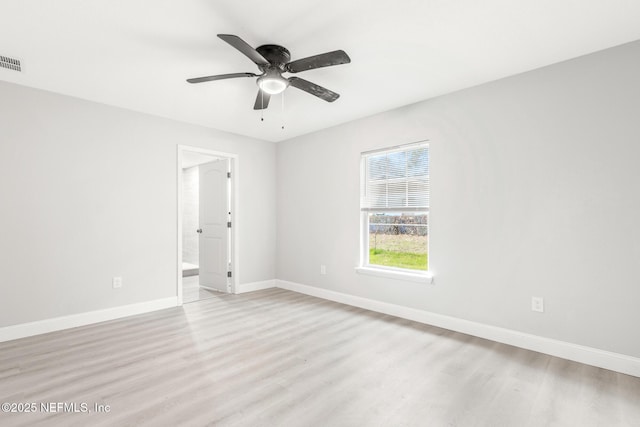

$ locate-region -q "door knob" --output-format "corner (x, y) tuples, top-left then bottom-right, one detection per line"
(196, 228), (203, 234)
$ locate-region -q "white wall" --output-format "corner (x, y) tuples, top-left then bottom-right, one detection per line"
(277, 40), (640, 358)
(0, 81), (276, 327)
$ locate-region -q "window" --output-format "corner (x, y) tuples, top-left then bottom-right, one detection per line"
(359, 142), (430, 280)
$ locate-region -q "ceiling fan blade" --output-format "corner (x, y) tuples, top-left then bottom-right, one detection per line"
(253, 90), (271, 110)
(217, 34), (270, 67)
(286, 50), (351, 73)
(187, 72), (257, 84)
(288, 77), (340, 102)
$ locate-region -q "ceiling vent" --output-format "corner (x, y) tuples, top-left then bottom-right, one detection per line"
(0, 55), (22, 72)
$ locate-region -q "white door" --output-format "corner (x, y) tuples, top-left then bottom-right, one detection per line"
(198, 159), (231, 293)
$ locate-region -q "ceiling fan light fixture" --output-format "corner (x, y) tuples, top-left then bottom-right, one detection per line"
(187, 34), (351, 110)
(257, 72), (288, 95)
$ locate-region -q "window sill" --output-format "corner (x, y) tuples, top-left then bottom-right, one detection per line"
(355, 266), (434, 284)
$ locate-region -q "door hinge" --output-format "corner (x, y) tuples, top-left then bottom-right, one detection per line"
(227, 271), (232, 278)
(227, 172), (231, 178)
(227, 221), (232, 228)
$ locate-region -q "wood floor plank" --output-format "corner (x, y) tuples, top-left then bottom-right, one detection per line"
(1, 288), (639, 427)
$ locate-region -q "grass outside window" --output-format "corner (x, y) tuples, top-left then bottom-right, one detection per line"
(368, 232), (428, 271)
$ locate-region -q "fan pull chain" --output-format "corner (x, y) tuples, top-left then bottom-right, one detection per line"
(260, 90), (264, 122)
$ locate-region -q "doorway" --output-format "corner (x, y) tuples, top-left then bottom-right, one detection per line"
(177, 146), (237, 304)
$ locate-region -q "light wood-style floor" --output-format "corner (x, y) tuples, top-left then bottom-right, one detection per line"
(183, 275), (219, 304)
(1, 288), (639, 427)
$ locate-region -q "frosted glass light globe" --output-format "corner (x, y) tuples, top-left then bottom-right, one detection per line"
(257, 74), (288, 95)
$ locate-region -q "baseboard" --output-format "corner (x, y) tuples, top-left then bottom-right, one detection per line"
(276, 280), (640, 378)
(236, 279), (277, 294)
(0, 297), (178, 343)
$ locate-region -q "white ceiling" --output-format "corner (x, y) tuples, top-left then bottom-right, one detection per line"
(1, 1), (640, 143)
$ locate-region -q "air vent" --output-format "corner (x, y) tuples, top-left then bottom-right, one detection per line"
(0, 55), (22, 72)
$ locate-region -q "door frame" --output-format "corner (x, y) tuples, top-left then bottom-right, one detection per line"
(177, 145), (239, 304)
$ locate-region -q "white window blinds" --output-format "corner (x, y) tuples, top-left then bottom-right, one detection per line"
(361, 143), (429, 212)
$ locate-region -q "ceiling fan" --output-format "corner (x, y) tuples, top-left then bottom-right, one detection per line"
(187, 34), (351, 110)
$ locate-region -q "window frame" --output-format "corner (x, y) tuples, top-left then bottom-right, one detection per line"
(356, 141), (433, 284)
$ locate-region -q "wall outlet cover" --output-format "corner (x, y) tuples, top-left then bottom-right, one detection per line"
(531, 297), (544, 313)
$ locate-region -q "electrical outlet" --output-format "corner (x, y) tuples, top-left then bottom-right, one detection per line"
(113, 276), (123, 289)
(320, 265), (326, 275)
(531, 297), (544, 313)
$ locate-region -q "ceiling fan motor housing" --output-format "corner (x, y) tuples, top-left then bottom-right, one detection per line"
(256, 45), (291, 70)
